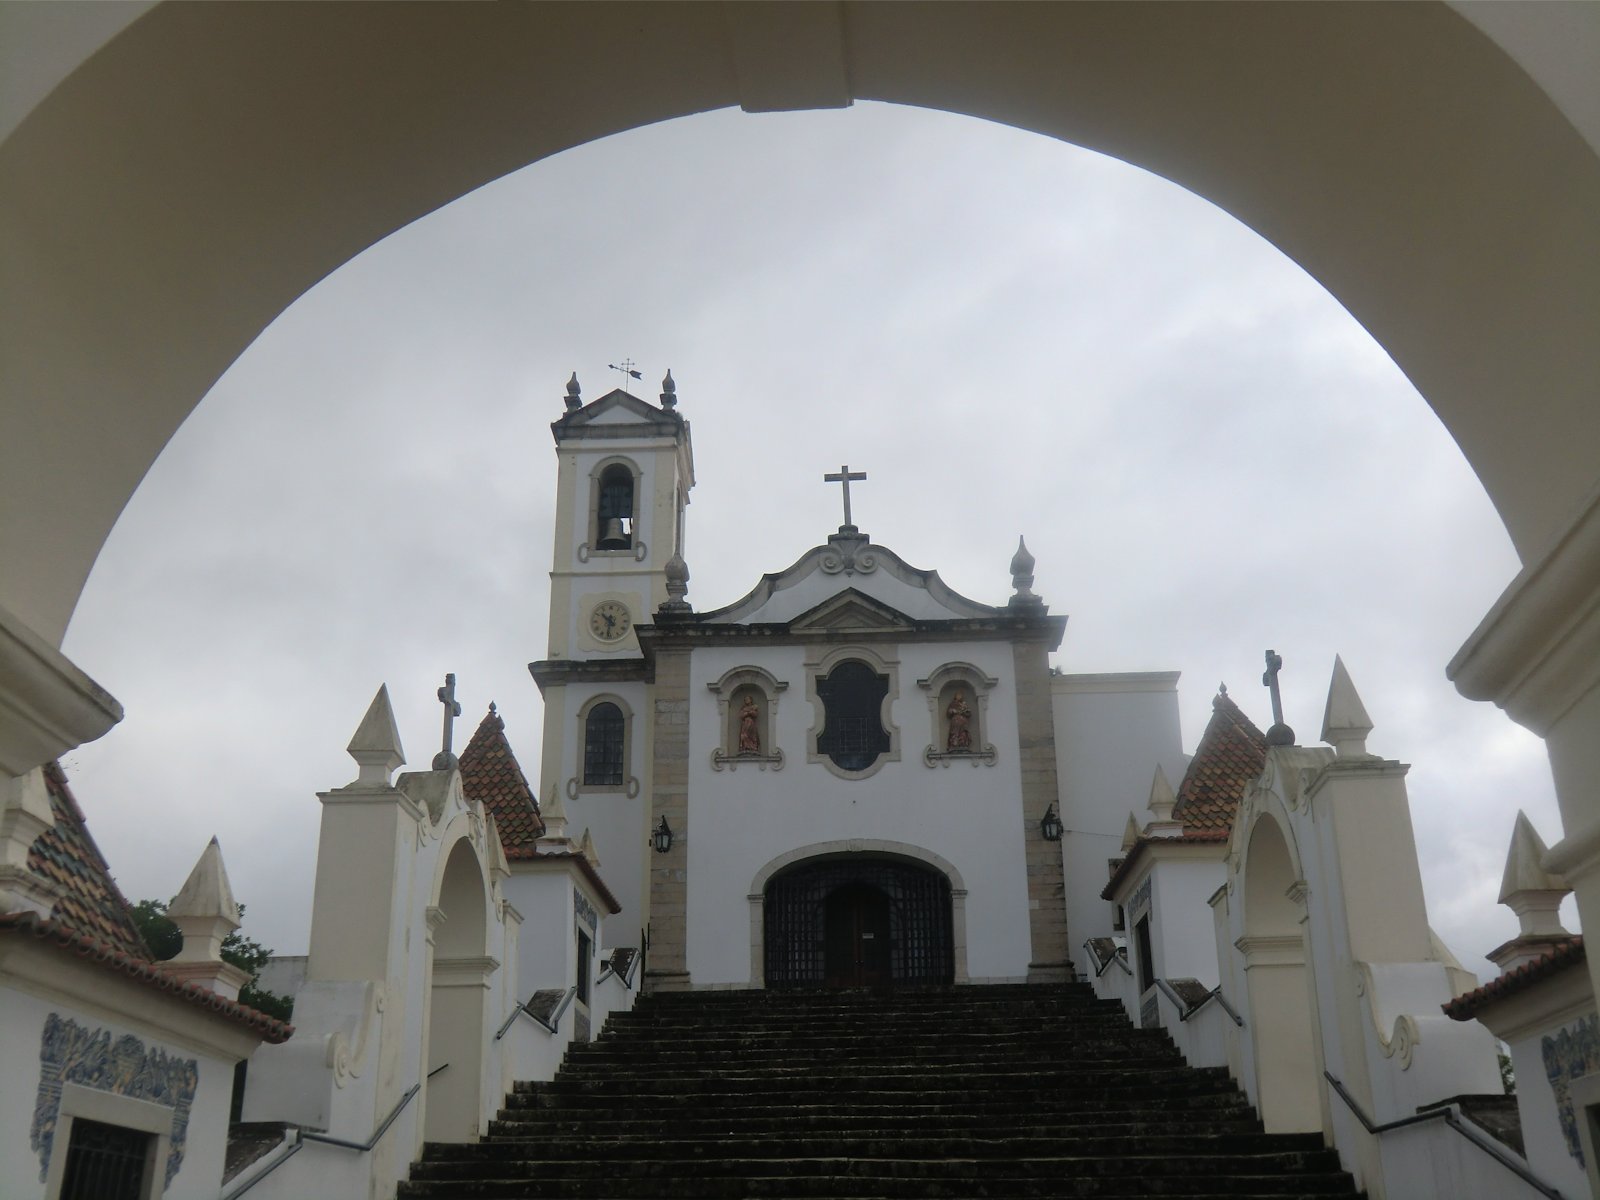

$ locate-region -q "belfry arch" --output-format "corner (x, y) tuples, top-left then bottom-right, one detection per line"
(5, 1), (1600, 1005)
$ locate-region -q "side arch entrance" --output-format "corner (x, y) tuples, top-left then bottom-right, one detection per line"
(762, 854), (954, 989)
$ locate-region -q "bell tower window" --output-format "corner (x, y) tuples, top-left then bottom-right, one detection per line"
(582, 701), (626, 786)
(595, 463), (635, 550)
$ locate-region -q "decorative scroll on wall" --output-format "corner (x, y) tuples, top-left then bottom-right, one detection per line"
(31, 1013), (199, 1185)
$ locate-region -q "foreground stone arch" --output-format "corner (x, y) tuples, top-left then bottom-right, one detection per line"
(5, 0), (1600, 1006)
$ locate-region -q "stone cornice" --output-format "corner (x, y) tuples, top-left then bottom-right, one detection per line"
(529, 657), (654, 692)
(636, 613), (1067, 653)
(0, 600), (122, 777)
(1449, 483), (1600, 734)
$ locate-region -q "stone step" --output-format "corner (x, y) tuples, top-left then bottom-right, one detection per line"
(400, 983), (1357, 1199)
(424, 1131), (1328, 1162)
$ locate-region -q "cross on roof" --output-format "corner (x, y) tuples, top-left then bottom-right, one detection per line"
(824, 465), (866, 531)
(433, 672), (463, 770)
(1261, 649), (1295, 747)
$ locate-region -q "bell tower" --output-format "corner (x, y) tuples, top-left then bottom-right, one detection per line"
(534, 370), (693, 949)
(544, 370), (694, 662)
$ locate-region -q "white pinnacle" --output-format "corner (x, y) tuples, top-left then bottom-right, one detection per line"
(1320, 655), (1374, 758)
(169, 836), (239, 923)
(348, 684), (406, 785)
(1148, 765), (1177, 822)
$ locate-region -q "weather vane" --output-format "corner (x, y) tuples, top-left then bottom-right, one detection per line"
(608, 359), (642, 391)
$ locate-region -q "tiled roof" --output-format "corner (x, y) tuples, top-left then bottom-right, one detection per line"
(0, 910), (292, 1042)
(459, 704), (544, 849)
(13, 762), (291, 1041)
(31, 761), (154, 960)
(1442, 936), (1586, 1021)
(1171, 689), (1268, 834)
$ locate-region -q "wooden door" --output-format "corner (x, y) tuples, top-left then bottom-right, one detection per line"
(823, 884), (891, 987)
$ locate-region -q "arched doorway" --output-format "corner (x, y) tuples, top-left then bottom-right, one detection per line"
(424, 838), (493, 1143)
(764, 855), (953, 989)
(1238, 814), (1320, 1134)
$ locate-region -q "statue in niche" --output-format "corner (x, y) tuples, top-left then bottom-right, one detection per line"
(945, 689), (973, 751)
(737, 694), (763, 754)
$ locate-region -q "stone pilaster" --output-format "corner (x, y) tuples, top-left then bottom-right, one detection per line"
(1013, 639), (1070, 980)
(644, 645), (691, 990)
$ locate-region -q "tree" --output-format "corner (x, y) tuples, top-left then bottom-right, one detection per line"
(132, 899), (293, 1022)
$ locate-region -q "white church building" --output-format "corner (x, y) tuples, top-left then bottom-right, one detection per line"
(4, 372), (1595, 1200)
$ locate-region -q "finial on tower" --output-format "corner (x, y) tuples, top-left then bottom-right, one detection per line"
(348, 684), (406, 785)
(1488, 811), (1573, 972)
(1147, 764), (1178, 825)
(1320, 655), (1374, 758)
(564, 372), (582, 411)
(1262, 650), (1295, 746)
(660, 551), (692, 613)
(1009, 536), (1038, 605)
(660, 369), (677, 410)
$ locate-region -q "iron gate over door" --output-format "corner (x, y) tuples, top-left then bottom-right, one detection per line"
(764, 856), (954, 988)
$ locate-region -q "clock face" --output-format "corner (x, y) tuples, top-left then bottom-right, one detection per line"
(589, 600), (632, 642)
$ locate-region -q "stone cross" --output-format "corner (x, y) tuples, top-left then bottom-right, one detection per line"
(824, 465), (867, 529)
(433, 672), (463, 770)
(1261, 649), (1296, 747)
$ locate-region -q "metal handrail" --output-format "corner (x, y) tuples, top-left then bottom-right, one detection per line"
(220, 1082), (422, 1199)
(1323, 1071), (1563, 1200)
(1152, 977), (1244, 1028)
(1081, 938), (1131, 978)
(495, 986), (579, 1040)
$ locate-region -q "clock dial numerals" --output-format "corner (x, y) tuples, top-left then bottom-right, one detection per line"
(589, 601), (632, 642)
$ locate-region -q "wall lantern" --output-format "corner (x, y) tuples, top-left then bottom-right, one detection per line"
(1040, 803), (1063, 842)
(652, 816), (674, 854)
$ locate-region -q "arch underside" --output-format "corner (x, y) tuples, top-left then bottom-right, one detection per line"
(3, 2), (1597, 645)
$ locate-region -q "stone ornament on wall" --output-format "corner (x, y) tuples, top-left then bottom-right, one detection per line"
(918, 662), (998, 767)
(1543, 1014), (1600, 1164)
(566, 774), (641, 799)
(709, 666), (787, 772)
(31, 1014), (198, 1186)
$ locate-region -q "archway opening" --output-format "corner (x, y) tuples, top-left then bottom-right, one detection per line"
(1240, 815), (1320, 1134)
(764, 854), (953, 989)
(424, 838), (491, 1143)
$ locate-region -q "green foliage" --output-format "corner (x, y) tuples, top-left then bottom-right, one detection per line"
(1498, 1046), (1516, 1095)
(132, 898), (294, 1023)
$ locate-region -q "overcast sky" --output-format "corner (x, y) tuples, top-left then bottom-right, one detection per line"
(58, 102), (1566, 981)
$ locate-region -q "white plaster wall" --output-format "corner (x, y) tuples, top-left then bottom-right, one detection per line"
(1507, 1022), (1591, 1200)
(1051, 674), (1186, 954)
(504, 871), (575, 1000)
(0, 986), (239, 1200)
(1377, 1118), (1552, 1200)
(559, 678), (649, 940)
(683, 640), (1032, 984)
(1152, 859), (1226, 986)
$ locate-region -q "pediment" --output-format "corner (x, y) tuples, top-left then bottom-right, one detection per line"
(555, 388), (681, 433)
(789, 590), (916, 635)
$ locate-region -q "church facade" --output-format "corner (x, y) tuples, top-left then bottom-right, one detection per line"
(534, 376), (1189, 993)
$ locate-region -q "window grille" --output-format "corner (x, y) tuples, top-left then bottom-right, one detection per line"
(816, 661), (890, 771)
(765, 857), (952, 988)
(583, 703), (625, 785)
(60, 1118), (151, 1200)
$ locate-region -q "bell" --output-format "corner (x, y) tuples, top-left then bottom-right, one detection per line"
(598, 517), (629, 550)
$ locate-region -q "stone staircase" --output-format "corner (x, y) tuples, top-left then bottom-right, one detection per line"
(400, 984), (1360, 1198)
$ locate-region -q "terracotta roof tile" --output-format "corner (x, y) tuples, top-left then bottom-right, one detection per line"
(30, 762), (153, 960)
(16, 762), (291, 1040)
(1171, 689), (1268, 835)
(459, 704), (544, 849)
(1442, 936), (1586, 1021)
(0, 910), (292, 1042)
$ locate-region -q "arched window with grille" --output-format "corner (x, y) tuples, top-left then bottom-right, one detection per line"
(582, 701), (626, 786)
